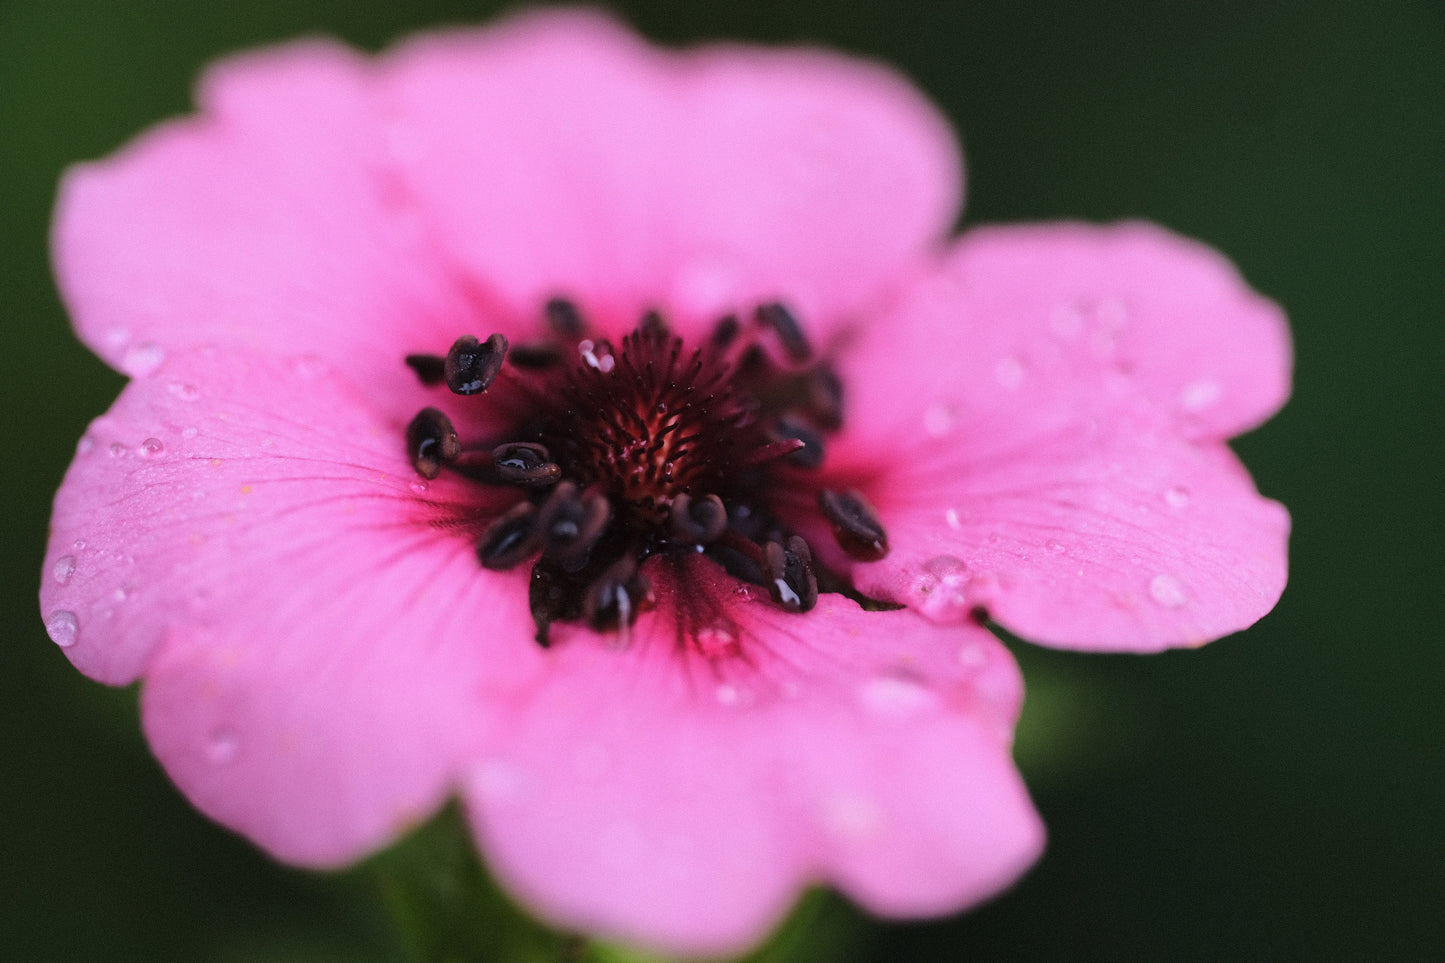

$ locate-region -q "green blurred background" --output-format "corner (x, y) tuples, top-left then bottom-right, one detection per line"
(3, 0), (1441, 959)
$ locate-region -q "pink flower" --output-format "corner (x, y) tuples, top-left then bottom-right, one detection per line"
(40, 9), (1289, 958)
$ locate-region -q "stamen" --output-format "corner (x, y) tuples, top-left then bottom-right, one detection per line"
(404, 353), (445, 385)
(508, 342), (564, 369)
(756, 302), (812, 362)
(493, 442), (562, 488)
(710, 314), (740, 350)
(478, 502), (542, 570)
(763, 536), (818, 612)
(445, 333), (508, 395)
(538, 482), (612, 568)
(545, 297), (585, 337)
(818, 488), (889, 561)
(667, 492), (728, 545)
(638, 310), (669, 339)
(583, 554), (652, 632)
(406, 407), (460, 479)
(804, 366), (844, 430)
(770, 414), (826, 469)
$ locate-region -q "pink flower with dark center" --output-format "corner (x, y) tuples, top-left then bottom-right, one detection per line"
(39, 9), (1290, 957)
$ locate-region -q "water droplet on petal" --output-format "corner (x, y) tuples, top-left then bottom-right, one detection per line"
(731, 585), (754, 601)
(715, 683), (744, 706)
(944, 507), (963, 530)
(820, 791), (884, 840)
(108, 442), (130, 459)
(1149, 573), (1188, 607)
(922, 402), (955, 438)
(46, 610), (79, 647)
(1165, 486), (1191, 509)
(860, 674), (940, 716)
(121, 342), (166, 377)
(52, 555), (76, 585)
(995, 356), (1025, 389)
(695, 623), (740, 658)
(1046, 539), (1067, 554)
(408, 480), (429, 495)
(137, 437), (165, 459)
(205, 728), (239, 764)
(167, 381), (200, 401)
(72, 539), (87, 550)
(1180, 379), (1222, 412)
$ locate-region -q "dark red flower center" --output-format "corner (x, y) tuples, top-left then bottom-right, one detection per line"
(404, 299), (888, 645)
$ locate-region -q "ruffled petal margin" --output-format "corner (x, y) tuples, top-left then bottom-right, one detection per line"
(463, 560), (1041, 957)
(830, 222), (1291, 651)
(42, 346), (539, 864)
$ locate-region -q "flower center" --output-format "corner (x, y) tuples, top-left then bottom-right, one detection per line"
(404, 299), (888, 644)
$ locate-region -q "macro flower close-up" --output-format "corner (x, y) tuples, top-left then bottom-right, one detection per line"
(37, 8), (1290, 958)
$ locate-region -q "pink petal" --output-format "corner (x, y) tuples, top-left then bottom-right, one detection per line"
(52, 39), (483, 411)
(380, 9), (961, 337)
(42, 346), (540, 864)
(463, 562), (1040, 956)
(846, 408), (1289, 652)
(841, 222), (1291, 449)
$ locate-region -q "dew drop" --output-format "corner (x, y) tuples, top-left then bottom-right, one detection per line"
(1180, 379), (1222, 412)
(1165, 486), (1191, 509)
(205, 728), (239, 764)
(52, 555), (76, 586)
(137, 437), (165, 459)
(1046, 539), (1067, 554)
(695, 623), (740, 658)
(731, 585), (754, 601)
(72, 538), (87, 550)
(1149, 573), (1188, 607)
(995, 356), (1025, 389)
(944, 507), (963, 530)
(121, 341), (166, 377)
(46, 610), (79, 648)
(408, 480), (430, 495)
(167, 381), (200, 401)
(715, 683), (744, 706)
(108, 442), (130, 459)
(820, 791), (884, 840)
(860, 674), (940, 716)
(922, 402), (955, 438)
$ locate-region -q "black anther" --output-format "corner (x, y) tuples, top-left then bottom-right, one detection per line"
(404, 353), (446, 386)
(818, 488), (889, 561)
(445, 333), (508, 395)
(545, 297), (585, 337)
(478, 502), (542, 570)
(493, 442), (562, 488)
(406, 407), (460, 479)
(710, 314), (740, 350)
(804, 366), (844, 430)
(538, 483), (612, 567)
(763, 535), (818, 613)
(667, 492), (728, 545)
(583, 555), (651, 632)
(770, 415), (826, 469)
(639, 310), (669, 339)
(508, 342), (563, 369)
(756, 302), (811, 363)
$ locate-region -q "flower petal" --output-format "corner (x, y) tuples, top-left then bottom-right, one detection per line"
(841, 221), (1291, 448)
(380, 9), (961, 336)
(52, 38), (483, 408)
(845, 409), (1289, 651)
(42, 346), (540, 864)
(463, 565), (1040, 956)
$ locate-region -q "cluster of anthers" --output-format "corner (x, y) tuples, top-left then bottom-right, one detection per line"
(403, 299), (890, 645)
